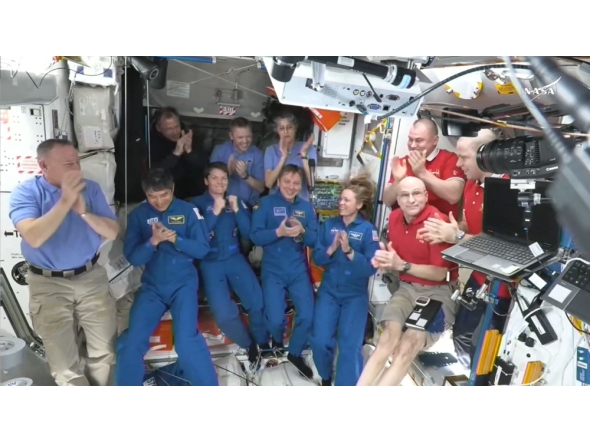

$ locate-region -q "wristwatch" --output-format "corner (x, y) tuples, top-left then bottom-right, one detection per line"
(402, 262), (411, 272)
(345, 247), (353, 254)
(455, 230), (466, 242)
(242, 173), (250, 180)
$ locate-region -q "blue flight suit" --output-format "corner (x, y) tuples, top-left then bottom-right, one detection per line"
(250, 191), (319, 356)
(191, 192), (267, 349)
(310, 215), (380, 385)
(117, 198), (218, 386)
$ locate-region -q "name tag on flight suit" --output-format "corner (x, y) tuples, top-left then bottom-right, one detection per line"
(168, 215), (185, 225)
(348, 231), (363, 241)
(273, 207), (287, 217)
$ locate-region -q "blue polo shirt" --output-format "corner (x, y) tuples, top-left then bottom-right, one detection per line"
(210, 141), (265, 206)
(9, 175), (118, 271)
(263, 141), (317, 201)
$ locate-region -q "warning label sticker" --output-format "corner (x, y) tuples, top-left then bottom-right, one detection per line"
(1, 109), (10, 144)
(219, 106), (236, 116)
(16, 156), (41, 175)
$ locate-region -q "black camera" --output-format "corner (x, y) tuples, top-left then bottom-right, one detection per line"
(476, 136), (559, 179)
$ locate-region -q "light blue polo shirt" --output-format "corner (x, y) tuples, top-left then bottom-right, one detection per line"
(9, 175), (118, 271)
(210, 141), (265, 207)
(263, 141), (317, 201)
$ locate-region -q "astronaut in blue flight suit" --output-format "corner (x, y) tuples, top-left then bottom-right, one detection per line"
(250, 164), (319, 378)
(116, 168), (218, 386)
(310, 175), (380, 386)
(192, 162), (268, 365)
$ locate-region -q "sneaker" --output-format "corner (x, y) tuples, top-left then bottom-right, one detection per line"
(287, 353), (313, 379)
(247, 342), (259, 364)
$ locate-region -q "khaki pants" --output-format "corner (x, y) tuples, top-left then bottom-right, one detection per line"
(380, 281), (457, 348)
(116, 292), (135, 336)
(27, 265), (117, 386)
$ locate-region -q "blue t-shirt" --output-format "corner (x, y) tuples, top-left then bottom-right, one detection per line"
(210, 141), (264, 206)
(263, 141), (317, 201)
(9, 175), (117, 270)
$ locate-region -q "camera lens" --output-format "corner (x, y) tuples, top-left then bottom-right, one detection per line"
(390, 65), (417, 89)
(476, 139), (505, 174)
(476, 137), (531, 174)
(271, 57), (305, 83)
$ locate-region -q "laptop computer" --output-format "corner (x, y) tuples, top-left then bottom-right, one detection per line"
(441, 177), (560, 278)
(542, 259), (590, 325)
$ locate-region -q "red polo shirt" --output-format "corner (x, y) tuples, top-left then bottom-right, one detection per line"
(388, 204), (458, 286)
(463, 174), (511, 299)
(388, 148), (466, 219)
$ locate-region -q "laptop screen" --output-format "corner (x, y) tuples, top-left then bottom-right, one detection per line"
(482, 177), (560, 250)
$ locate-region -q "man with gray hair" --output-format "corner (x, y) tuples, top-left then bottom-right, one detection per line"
(415, 129), (506, 251)
(9, 139), (119, 386)
(415, 129), (512, 367)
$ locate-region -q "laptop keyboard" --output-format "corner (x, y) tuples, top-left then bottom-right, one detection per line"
(462, 236), (536, 264)
(562, 260), (590, 290)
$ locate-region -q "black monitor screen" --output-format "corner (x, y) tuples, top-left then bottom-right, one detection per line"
(482, 177), (560, 250)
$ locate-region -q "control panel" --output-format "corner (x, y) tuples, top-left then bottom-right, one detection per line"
(345, 89), (405, 113)
(312, 181), (343, 212)
(1, 106), (46, 192)
(264, 57), (423, 119)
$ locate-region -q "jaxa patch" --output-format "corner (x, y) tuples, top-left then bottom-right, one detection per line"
(293, 210), (305, 218)
(273, 207), (287, 217)
(372, 230), (379, 241)
(330, 227), (340, 234)
(253, 202), (261, 211)
(146, 217), (159, 225)
(233, 227), (238, 237)
(193, 208), (204, 220)
(168, 215), (185, 225)
(348, 231), (363, 241)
